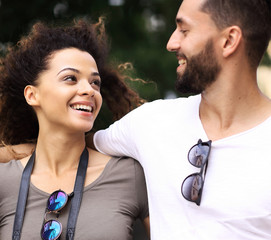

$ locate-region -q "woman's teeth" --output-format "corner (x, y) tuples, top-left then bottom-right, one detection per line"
(71, 104), (93, 112)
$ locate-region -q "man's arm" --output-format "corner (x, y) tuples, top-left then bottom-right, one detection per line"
(0, 143), (35, 162)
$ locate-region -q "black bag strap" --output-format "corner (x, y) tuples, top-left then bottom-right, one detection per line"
(66, 147), (88, 240)
(12, 151), (35, 240)
(12, 147), (89, 240)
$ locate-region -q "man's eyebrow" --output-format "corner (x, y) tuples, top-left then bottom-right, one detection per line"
(176, 17), (183, 24)
(57, 67), (80, 76)
(176, 17), (188, 25)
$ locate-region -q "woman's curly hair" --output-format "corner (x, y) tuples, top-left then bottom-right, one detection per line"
(0, 18), (144, 145)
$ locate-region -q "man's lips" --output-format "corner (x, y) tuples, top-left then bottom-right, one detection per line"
(176, 56), (187, 74)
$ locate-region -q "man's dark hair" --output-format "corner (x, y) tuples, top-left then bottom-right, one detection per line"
(201, 0), (271, 67)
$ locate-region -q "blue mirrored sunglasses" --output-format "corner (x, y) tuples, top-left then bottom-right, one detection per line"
(40, 190), (69, 240)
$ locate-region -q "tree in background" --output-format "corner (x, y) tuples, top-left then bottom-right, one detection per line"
(0, 0), (181, 99)
(1, 0), (271, 127)
(0, 0), (182, 130)
(1, 1), (271, 238)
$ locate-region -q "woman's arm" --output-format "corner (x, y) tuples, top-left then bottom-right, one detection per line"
(143, 216), (150, 239)
(0, 143), (34, 162)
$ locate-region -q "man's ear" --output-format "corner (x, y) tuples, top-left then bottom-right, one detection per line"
(24, 85), (40, 107)
(221, 26), (242, 58)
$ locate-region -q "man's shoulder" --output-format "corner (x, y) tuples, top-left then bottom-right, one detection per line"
(138, 94), (201, 112)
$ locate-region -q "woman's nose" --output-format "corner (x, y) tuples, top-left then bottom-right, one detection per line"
(78, 80), (95, 97)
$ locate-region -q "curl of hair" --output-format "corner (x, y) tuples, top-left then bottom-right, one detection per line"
(0, 18), (143, 145)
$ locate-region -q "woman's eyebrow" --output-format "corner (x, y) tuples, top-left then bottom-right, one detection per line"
(92, 72), (100, 77)
(57, 68), (100, 77)
(57, 67), (80, 76)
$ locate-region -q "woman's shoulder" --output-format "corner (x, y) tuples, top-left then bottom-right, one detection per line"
(108, 156), (145, 181)
(0, 160), (22, 198)
(0, 160), (23, 184)
(0, 159), (22, 174)
(109, 157), (148, 217)
(87, 148), (141, 168)
(87, 148), (111, 166)
(110, 155), (141, 168)
(87, 148), (145, 183)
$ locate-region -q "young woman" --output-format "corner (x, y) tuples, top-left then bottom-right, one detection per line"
(0, 19), (149, 239)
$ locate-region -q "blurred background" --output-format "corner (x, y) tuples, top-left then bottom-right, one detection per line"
(0, 0), (181, 100)
(1, 0), (271, 127)
(1, 0), (271, 238)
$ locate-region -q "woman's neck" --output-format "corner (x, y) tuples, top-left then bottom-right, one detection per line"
(34, 131), (86, 175)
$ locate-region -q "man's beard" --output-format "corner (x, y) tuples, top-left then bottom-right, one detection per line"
(175, 39), (221, 95)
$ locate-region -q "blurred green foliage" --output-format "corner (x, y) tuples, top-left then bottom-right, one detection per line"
(0, 0), (181, 100)
(0, 0), (182, 130)
(2, 0), (270, 130)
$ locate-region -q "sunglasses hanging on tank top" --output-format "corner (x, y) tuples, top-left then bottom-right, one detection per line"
(12, 147), (89, 240)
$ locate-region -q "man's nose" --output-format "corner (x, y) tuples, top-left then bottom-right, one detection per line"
(166, 29), (181, 52)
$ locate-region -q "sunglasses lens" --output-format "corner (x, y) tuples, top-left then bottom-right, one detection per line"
(181, 174), (203, 204)
(188, 144), (210, 167)
(47, 190), (68, 211)
(41, 220), (62, 240)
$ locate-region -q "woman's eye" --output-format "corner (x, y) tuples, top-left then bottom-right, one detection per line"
(64, 75), (77, 82)
(180, 30), (188, 35)
(92, 79), (101, 88)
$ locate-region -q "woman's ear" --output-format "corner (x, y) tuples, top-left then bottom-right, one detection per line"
(24, 85), (40, 107)
(221, 26), (242, 58)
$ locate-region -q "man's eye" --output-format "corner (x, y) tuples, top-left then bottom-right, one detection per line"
(180, 30), (188, 34)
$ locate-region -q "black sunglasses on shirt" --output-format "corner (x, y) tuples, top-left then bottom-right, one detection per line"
(181, 139), (212, 206)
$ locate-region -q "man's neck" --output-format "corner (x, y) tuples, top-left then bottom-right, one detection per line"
(199, 73), (271, 141)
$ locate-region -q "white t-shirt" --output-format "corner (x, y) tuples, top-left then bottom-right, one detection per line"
(94, 94), (271, 240)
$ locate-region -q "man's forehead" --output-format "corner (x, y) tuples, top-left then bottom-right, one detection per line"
(178, 0), (205, 12)
(176, 0), (213, 27)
